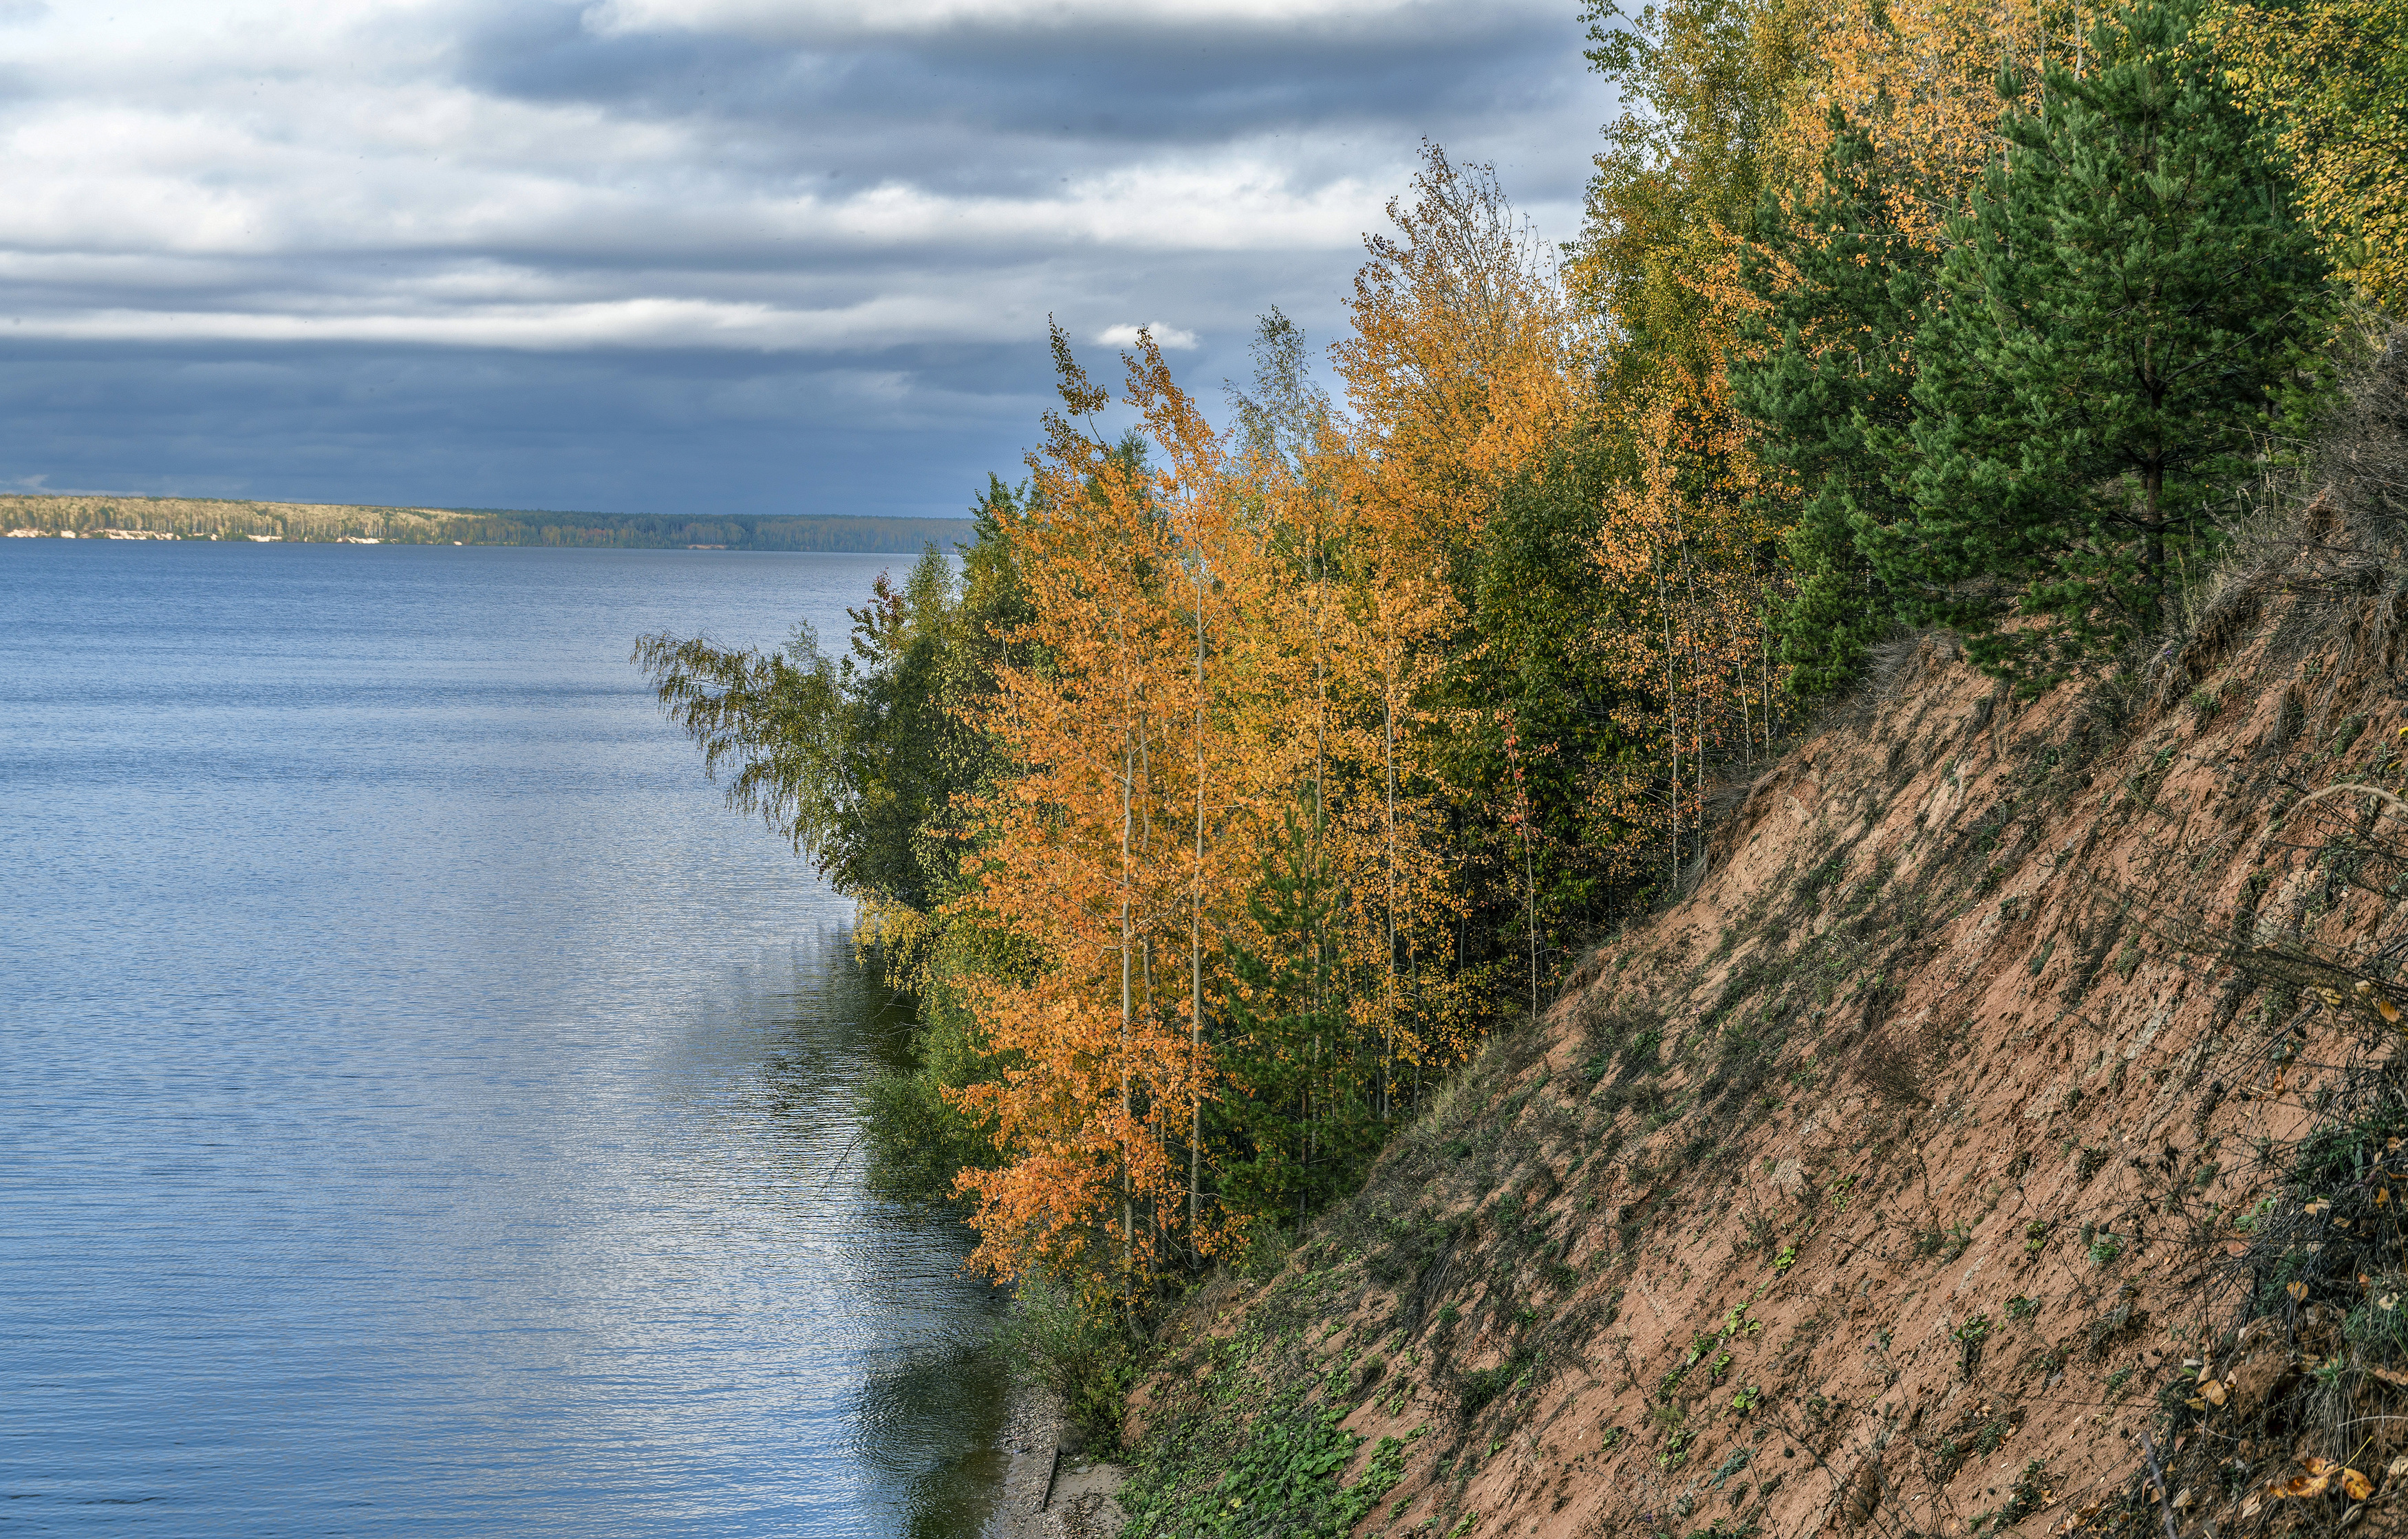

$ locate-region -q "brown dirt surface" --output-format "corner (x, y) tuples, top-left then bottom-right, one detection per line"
(1124, 440), (2408, 1539)
(985, 1387), (1128, 1539)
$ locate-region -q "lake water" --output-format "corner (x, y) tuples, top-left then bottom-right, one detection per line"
(1, 541), (1007, 1537)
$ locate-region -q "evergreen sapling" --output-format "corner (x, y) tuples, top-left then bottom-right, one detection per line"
(1869, 0), (2334, 691)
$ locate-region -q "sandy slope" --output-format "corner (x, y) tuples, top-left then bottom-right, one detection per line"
(1128, 486), (2408, 1537)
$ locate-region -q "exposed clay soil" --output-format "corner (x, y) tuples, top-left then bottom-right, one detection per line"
(1128, 473), (2408, 1537)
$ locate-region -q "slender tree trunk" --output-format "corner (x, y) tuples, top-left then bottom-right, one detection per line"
(1684, 561), (1704, 822)
(1190, 550), (1205, 1251)
(1384, 674), (1397, 1123)
(1526, 828), (1538, 1016)
(1137, 707), (1157, 1262)
(1503, 716), (1538, 1020)
(1121, 733), (1135, 1265)
(1659, 560), (1677, 888)
(1139, 708), (1154, 878)
(1761, 617), (1772, 754)
(1309, 525), (1327, 1175)
(2144, 461), (2166, 633)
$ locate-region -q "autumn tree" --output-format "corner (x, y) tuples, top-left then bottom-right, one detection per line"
(1221, 308), (1477, 1225)
(944, 318), (1442, 1279)
(1576, 0), (1799, 890)
(1337, 144), (1591, 568)
(944, 330), (1212, 1290)
(1580, 0), (1813, 378)
(1336, 145), (1618, 1001)
(2205, 0), (2408, 313)
(1762, 0), (2064, 245)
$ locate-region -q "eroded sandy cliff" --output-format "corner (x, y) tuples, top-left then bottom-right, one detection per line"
(1124, 357), (2408, 1539)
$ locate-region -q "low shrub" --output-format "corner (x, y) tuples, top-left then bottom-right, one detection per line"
(996, 1272), (1138, 1451)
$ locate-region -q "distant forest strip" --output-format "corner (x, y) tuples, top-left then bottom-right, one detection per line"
(0, 494), (974, 553)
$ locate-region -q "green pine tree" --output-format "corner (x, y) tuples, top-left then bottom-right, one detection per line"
(1868, 0), (2334, 691)
(1737, 104), (1936, 698)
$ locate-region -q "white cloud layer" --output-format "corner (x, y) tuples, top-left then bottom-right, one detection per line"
(0, 0), (1611, 513)
(583, 0), (1562, 47)
(1095, 322), (1199, 349)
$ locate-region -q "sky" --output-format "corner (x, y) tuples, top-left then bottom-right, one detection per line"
(0, 1), (1614, 519)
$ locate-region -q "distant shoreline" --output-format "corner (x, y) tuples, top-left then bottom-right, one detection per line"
(0, 493), (973, 555)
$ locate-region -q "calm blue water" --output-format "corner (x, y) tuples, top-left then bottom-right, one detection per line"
(0, 541), (1005, 1537)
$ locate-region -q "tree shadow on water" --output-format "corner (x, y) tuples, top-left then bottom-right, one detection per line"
(852, 1315), (1013, 1539)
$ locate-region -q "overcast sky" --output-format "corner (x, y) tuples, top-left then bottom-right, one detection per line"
(0, 0), (1612, 519)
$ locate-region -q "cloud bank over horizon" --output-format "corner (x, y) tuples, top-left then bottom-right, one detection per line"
(0, 0), (1610, 517)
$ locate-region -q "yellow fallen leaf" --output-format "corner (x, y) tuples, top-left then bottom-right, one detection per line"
(2201, 1378), (2228, 1406)
(2385, 998), (2402, 1024)
(2290, 1281), (2312, 1300)
(2384, 1294), (2402, 1312)
(2185, 1397), (2208, 1411)
(2288, 1472), (2336, 1498)
(2345, 1468), (2374, 1500)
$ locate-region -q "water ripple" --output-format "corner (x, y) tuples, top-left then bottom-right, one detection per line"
(1, 543), (1003, 1538)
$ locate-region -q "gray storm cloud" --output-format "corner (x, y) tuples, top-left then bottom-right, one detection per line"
(0, 0), (1609, 515)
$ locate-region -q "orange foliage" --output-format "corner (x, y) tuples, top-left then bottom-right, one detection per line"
(1327, 144), (1596, 1058)
(1769, 0), (2058, 239)
(949, 319), (1486, 1284)
(1268, 419), (1483, 1096)
(948, 327), (1225, 1287)
(1593, 363), (1787, 885)
(953, 135), (1787, 1287)
(948, 165), (1596, 1276)
(1336, 145), (1595, 561)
